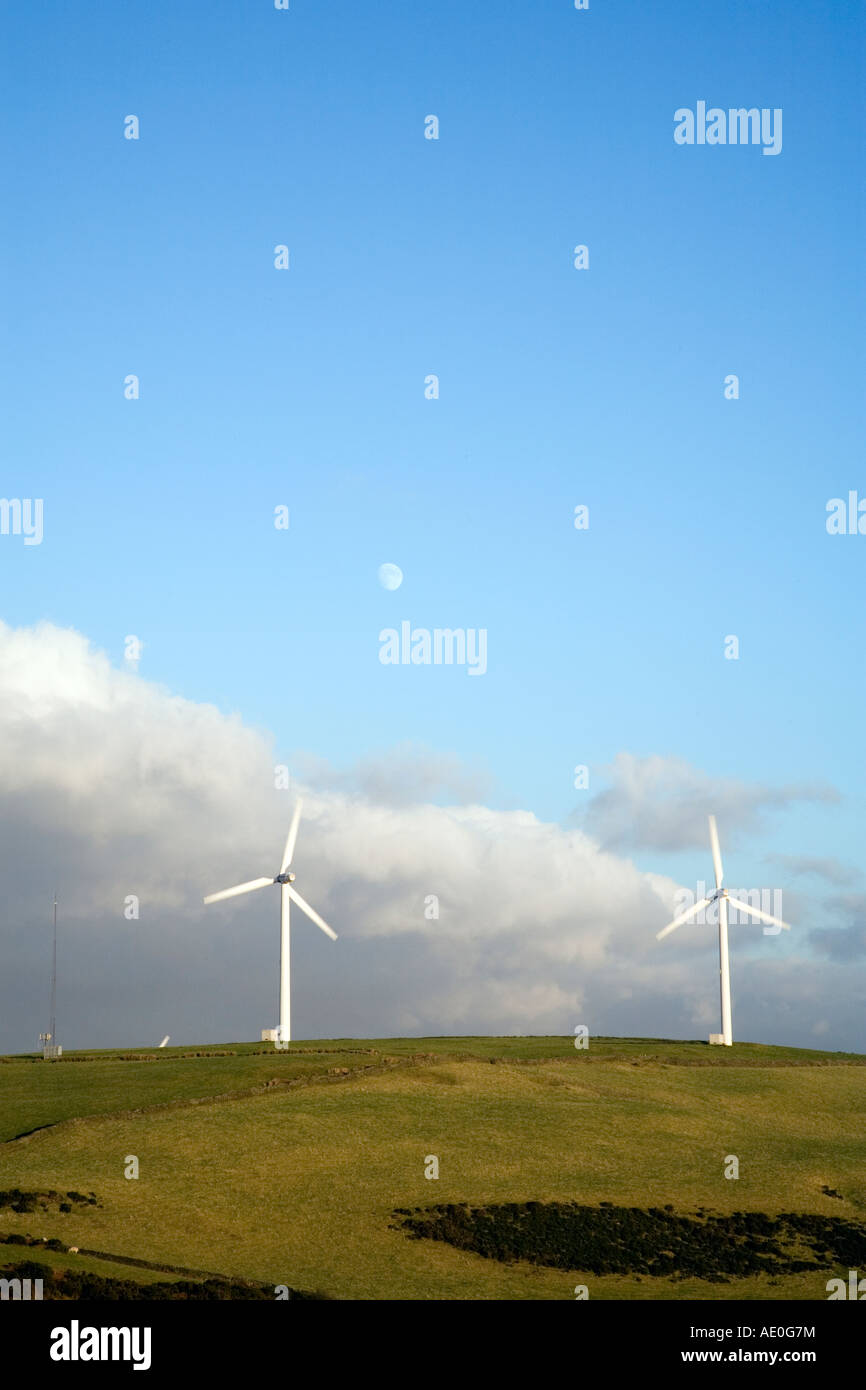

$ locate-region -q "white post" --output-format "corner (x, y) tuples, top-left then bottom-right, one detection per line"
(279, 883), (291, 1045)
(718, 893), (733, 1045)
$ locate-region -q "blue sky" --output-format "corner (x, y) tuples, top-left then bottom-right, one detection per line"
(1, 1), (864, 1049)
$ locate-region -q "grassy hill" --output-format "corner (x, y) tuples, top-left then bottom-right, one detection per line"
(1, 1036), (864, 1300)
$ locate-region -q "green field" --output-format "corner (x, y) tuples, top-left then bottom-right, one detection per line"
(1, 1036), (864, 1300)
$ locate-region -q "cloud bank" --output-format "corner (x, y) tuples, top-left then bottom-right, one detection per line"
(0, 622), (861, 1054)
(581, 752), (839, 851)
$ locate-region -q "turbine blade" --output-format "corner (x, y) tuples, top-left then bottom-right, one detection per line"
(287, 886), (337, 941)
(709, 815), (724, 889)
(656, 896), (715, 940)
(280, 800), (303, 874)
(726, 897), (791, 931)
(203, 877), (274, 905)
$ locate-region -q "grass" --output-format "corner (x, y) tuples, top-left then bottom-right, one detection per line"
(1, 1036), (864, 1299)
(0, 1044), (388, 1143)
(0, 1247), (313, 1298)
(0, 1240), (195, 1285)
(2, 1036), (859, 1144)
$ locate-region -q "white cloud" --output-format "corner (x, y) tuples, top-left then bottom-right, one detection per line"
(766, 854), (859, 888)
(581, 752), (839, 851)
(0, 621), (861, 1055)
(294, 743), (492, 807)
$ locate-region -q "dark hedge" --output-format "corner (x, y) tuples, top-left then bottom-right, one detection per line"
(0, 1259), (326, 1300)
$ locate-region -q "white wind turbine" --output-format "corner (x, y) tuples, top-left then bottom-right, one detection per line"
(203, 801), (337, 1048)
(656, 815), (790, 1046)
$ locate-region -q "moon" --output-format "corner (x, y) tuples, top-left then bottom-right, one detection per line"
(378, 563), (403, 591)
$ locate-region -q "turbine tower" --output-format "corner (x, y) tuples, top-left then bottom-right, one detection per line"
(203, 801), (337, 1048)
(656, 815), (791, 1046)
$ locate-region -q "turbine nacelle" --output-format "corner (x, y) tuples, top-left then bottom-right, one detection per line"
(275, 873), (296, 884)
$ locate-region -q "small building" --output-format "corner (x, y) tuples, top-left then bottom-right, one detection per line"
(39, 1032), (62, 1060)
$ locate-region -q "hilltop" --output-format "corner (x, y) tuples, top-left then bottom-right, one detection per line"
(1, 1036), (864, 1300)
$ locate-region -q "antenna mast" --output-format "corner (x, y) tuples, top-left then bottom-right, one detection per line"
(40, 894), (62, 1058)
(50, 892), (57, 1046)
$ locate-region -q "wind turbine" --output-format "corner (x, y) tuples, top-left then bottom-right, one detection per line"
(203, 801), (337, 1048)
(656, 815), (790, 1046)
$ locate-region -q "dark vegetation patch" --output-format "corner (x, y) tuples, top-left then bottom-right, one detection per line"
(0, 1189), (98, 1215)
(393, 1202), (866, 1281)
(0, 1259), (326, 1300)
(1, 1234), (65, 1249)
